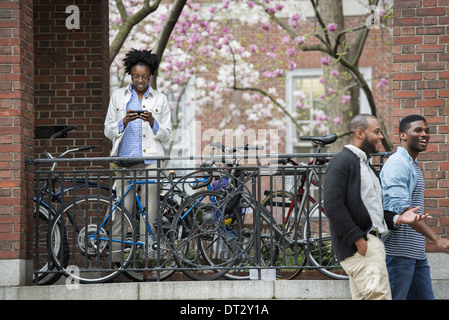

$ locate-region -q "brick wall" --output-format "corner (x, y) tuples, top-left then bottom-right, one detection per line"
(0, 0), (34, 260)
(0, 0), (110, 274)
(33, 0), (110, 166)
(0, 0), (446, 281)
(393, 0), (449, 248)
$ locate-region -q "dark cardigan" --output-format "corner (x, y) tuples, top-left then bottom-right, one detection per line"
(323, 147), (396, 261)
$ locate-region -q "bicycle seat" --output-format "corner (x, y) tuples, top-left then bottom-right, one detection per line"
(300, 134), (337, 146)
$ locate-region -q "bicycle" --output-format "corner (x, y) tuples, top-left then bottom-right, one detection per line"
(180, 138), (340, 281)
(156, 142), (269, 280)
(30, 125), (103, 285)
(46, 157), (215, 283)
(260, 134), (349, 280)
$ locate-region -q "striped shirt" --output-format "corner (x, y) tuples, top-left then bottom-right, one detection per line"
(384, 160), (426, 259)
(117, 85), (159, 164)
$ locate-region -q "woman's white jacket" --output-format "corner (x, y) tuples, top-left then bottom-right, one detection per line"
(104, 85), (172, 158)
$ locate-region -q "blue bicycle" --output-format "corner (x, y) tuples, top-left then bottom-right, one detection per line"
(31, 125), (106, 285)
(46, 161), (212, 283)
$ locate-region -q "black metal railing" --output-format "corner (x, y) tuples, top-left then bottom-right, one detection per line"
(28, 151), (391, 285)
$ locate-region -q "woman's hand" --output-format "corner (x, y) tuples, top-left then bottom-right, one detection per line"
(139, 111), (154, 127)
(123, 109), (139, 127)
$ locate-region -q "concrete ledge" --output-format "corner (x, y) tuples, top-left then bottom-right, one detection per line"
(2, 278), (449, 300)
(1, 253), (447, 300)
(0, 282), (139, 300)
(0, 259), (32, 286)
(0, 280), (350, 300)
(140, 280), (277, 300)
(428, 253), (449, 300)
(274, 279), (350, 299)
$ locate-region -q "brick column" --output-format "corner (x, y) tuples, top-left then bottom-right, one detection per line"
(0, 0), (109, 286)
(0, 0), (34, 285)
(34, 0), (110, 164)
(393, 1), (449, 249)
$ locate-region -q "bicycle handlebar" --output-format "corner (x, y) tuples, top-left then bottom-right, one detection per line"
(271, 158), (299, 166)
(42, 126), (96, 170)
(59, 125), (78, 136)
(44, 125), (78, 158)
(78, 145), (95, 151)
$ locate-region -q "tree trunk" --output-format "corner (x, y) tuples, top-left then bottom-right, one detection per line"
(318, 1), (358, 153)
(150, 0), (187, 90)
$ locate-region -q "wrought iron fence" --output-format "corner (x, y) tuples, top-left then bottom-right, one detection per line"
(28, 151), (391, 285)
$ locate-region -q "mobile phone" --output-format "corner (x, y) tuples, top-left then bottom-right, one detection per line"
(133, 110), (148, 115)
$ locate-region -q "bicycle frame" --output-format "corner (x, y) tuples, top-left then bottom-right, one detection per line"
(284, 162), (323, 232)
(92, 175), (211, 248)
(263, 136), (334, 246)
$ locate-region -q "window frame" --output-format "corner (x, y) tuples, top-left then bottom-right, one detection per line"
(285, 67), (372, 153)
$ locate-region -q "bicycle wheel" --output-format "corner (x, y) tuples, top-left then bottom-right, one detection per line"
(200, 198), (260, 280)
(48, 195), (137, 284)
(119, 235), (176, 282)
(168, 190), (242, 280)
(261, 191), (306, 280)
(33, 202), (68, 285)
(121, 195), (177, 282)
(300, 201), (348, 280)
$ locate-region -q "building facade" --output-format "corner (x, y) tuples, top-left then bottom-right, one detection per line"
(0, 0), (447, 286)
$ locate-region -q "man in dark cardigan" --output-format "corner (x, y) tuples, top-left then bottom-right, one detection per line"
(324, 114), (429, 300)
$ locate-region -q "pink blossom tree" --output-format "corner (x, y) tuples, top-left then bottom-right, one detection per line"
(108, 0), (393, 152)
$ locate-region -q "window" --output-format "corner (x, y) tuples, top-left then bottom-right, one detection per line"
(285, 67), (372, 154)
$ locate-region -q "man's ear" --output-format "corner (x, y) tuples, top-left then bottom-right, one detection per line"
(355, 128), (364, 140)
(399, 132), (407, 142)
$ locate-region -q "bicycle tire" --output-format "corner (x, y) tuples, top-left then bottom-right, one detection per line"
(33, 202), (68, 285)
(48, 195), (137, 284)
(261, 190), (306, 280)
(168, 190), (243, 280)
(121, 194), (178, 282)
(222, 203), (279, 280)
(300, 201), (348, 280)
(119, 237), (176, 282)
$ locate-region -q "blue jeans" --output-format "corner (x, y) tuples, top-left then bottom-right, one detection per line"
(386, 255), (434, 300)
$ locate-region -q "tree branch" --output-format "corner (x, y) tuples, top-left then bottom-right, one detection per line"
(109, 0), (162, 65)
(233, 86), (302, 132)
(150, 0), (187, 89)
(255, 0), (393, 149)
(115, 0), (128, 23)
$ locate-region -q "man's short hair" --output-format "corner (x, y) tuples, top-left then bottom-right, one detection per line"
(348, 114), (378, 135)
(399, 115), (426, 133)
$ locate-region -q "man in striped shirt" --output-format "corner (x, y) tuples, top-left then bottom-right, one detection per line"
(381, 115), (449, 299)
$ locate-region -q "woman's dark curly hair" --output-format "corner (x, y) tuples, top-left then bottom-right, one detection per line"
(123, 49), (159, 75)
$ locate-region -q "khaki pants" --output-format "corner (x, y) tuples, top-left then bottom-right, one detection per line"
(340, 234), (392, 300)
(111, 163), (158, 261)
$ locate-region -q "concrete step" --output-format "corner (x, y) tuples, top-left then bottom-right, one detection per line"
(1, 253), (448, 300)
